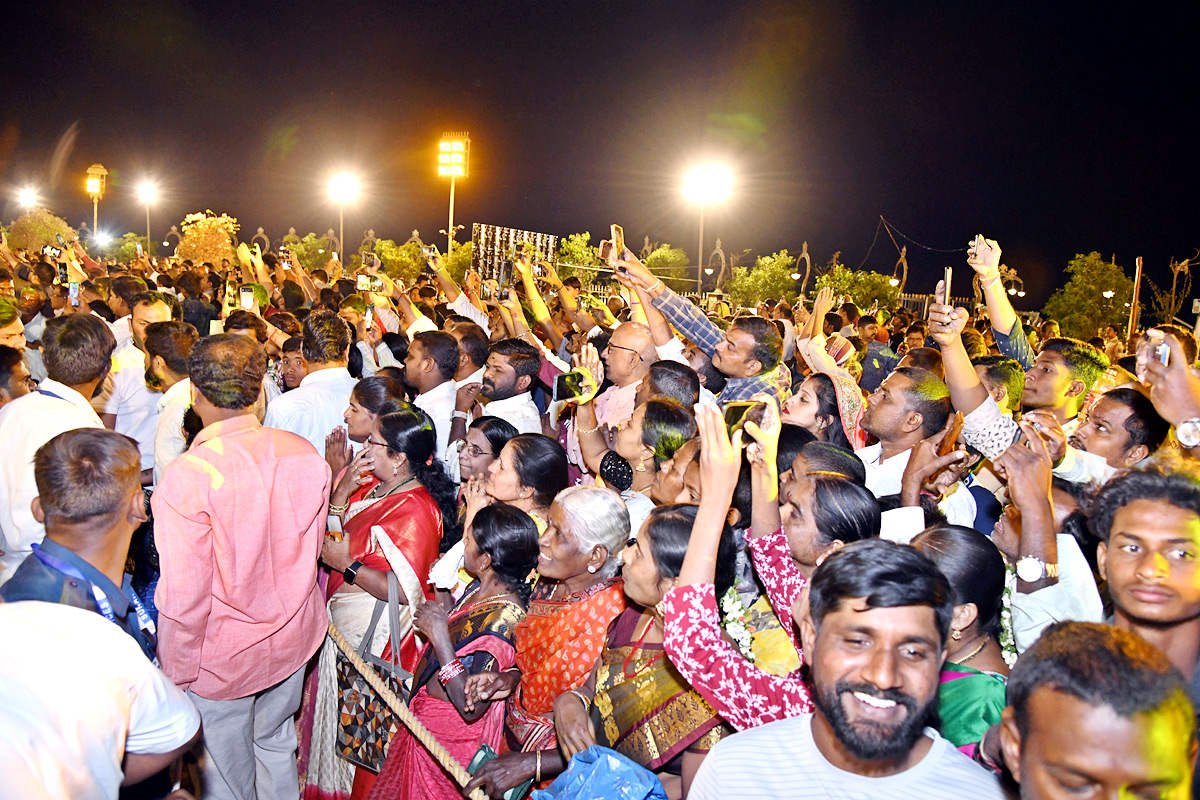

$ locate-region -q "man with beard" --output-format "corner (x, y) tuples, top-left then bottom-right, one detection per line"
(690, 539), (1003, 799)
(999, 622), (1196, 800)
(96, 291), (174, 486)
(855, 367), (951, 497)
(451, 338), (542, 439)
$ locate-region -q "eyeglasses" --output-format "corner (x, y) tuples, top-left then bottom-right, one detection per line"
(365, 436), (389, 448)
(463, 443), (493, 458)
(605, 342), (643, 361)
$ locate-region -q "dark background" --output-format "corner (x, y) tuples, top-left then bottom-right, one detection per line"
(1, 1), (1195, 307)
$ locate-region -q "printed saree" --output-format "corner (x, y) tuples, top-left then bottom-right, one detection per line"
(938, 663), (1007, 758)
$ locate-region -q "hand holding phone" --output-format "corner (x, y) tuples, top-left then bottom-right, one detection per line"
(724, 401), (766, 437)
(240, 286), (255, 310)
(941, 266), (952, 306)
(609, 224), (626, 263)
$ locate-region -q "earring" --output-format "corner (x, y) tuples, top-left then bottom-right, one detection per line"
(951, 628), (962, 641)
(587, 565), (597, 574)
(634, 460), (647, 473)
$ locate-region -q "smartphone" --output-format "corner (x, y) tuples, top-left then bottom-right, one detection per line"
(56, 261), (69, 284)
(480, 283), (494, 301)
(942, 266), (952, 305)
(533, 262), (545, 278)
(422, 245), (439, 259)
(332, 251), (339, 262)
(364, 305), (375, 331)
(356, 274), (385, 293)
(56, 234), (67, 247)
(135, 242), (143, 258)
(938, 411), (965, 457)
(554, 371), (586, 403)
(498, 260), (513, 289)
(724, 401), (766, 436)
(598, 240), (614, 262)
(499, 289), (511, 301)
(972, 234), (987, 260)
(281, 258), (293, 271)
(68, 282), (80, 308)
(42, 244), (63, 260)
(1148, 329), (1171, 366)
(326, 513), (344, 542)
(610, 224), (625, 262)
(239, 286), (255, 309)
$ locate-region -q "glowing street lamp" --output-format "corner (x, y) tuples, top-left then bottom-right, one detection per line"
(438, 132), (470, 255)
(328, 173), (360, 256)
(137, 182), (157, 257)
(17, 187), (38, 209)
(85, 164), (108, 233)
(682, 164), (733, 286)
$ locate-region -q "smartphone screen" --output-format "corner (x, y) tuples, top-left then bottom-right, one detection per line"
(239, 286), (255, 309)
(498, 260), (512, 289)
(57, 262), (69, 285)
(68, 282), (80, 308)
(480, 283), (493, 301)
(723, 401), (766, 436)
(135, 242), (143, 258)
(554, 371), (585, 403)
(332, 251), (339, 262)
(364, 305), (375, 331)
(56, 234), (67, 247)
(598, 240), (613, 262)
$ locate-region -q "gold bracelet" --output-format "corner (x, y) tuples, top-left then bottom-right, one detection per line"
(328, 501), (349, 514)
(567, 688), (591, 711)
(535, 749), (542, 782)
(576, 421), (601, 435)
(980, 274), (1001, 290)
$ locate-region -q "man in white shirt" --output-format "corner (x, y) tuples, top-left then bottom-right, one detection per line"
(476, 339), (543, 434)
(98, 292), (172, 485)
(264, 309), (358, 455)
(405, 330), (460, 463)
(690, 539), (1004, 799)
(0, 314), (114, 586)
(856, 367), (951, 497)
(0, 602), (201, 800)
(144, 320), (199, 483)
(106, 274), (147, 350)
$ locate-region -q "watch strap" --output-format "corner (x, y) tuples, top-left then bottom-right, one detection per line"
(344, 560), (364, 585)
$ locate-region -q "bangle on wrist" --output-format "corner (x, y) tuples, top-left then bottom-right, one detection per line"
(980, 274), (1001, 289)
(535, 749), (542, 782)
(576, 421), (601, 435)
(437, 658), (466, 686)
(328, 500), (350, 514)
(567, 689), (591, 711)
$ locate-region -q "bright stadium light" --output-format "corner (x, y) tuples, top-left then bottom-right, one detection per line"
(138, 182), (157, 257)
(328, 173), (360, 254)
(683, 164), (733, 288)
(17, 187), (38, 208)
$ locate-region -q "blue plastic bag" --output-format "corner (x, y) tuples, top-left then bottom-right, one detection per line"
(530, 746), (667, 800)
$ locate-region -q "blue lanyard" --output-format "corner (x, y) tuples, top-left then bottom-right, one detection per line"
(32, 544), (158, 657)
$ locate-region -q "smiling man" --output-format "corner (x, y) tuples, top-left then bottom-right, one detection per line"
(1020, 338), (1109, 433)
(689, 539), (1004, 799)
(1000, 622), (1196, 800)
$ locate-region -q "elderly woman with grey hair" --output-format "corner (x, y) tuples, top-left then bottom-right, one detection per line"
(462, 486), (630, 798)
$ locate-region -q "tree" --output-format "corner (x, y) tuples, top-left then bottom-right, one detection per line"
(6, 208), (76, 254)
(281, 232), (337, 274)
(443, 240), (473, 285)
(1147, 256), (1194, 325)
(643, 245), (692, 293)
(725, 249), (798, 307)
(555, 232), (601, 286)
(814, 262), (900, 311)
(109, 233), (152, 264)
(1042, 252), (1134, 340)
(176, 211), (238, 266)
(372, 239), (427, 286)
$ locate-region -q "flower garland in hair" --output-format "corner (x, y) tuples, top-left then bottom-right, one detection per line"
(999, 564), (1018, 667)
(719, 586), (756, 663)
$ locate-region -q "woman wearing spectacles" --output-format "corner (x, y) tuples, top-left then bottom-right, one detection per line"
(458, 416), (518, 487)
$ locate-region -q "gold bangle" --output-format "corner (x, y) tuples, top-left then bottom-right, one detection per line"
(535, 750), (542, 782)
(328, 501), (349, 514)
(576, 421), (601, 435)
(567, 689), (591, 711)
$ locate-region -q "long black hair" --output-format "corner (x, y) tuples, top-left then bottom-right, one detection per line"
(912, 525), (1006, 640)
(469, 416), (519, 460)
(377, 405), (463, 552)
(645, 503), (738, 602)
(471, 504), (540, 605)
(507, 434), (569, 508)
(807, 372), (853, 451)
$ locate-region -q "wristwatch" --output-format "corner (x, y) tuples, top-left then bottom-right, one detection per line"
(343, 560), (364, 585)
(1015, 556), (1059, 583)
(1176, 418), (1200, 449)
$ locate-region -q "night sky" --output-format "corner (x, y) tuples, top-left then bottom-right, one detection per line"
(1, 1), (1195, 306)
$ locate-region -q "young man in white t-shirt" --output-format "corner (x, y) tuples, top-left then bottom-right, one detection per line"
(690, 539), (1004, 799)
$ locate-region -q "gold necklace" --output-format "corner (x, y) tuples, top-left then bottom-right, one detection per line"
(466, 585), (516, 607)
(368, 475), (418, 500)
(954, 638), (988, 665)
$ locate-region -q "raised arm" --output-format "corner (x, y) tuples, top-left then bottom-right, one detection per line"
(968, 237), (1034, 369)
(928, 282), (990, 415)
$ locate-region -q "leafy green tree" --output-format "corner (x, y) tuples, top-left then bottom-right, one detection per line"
(644, 245), (692, 293)
(555, 232), (601, 286)
(372, 239), (427, 286)
(6, 209), (76, 254)
(1042, 253), (1134, 339)
(176, 211), (238, 266)
(281, 232), (337, 274)
(109, 233), (153, 263)
(726, 249), (799, 307)
(814, 263), (900, 311)
(443, 240), (473, 285)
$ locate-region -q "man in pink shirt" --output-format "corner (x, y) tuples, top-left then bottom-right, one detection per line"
(153, 334), (331, 800)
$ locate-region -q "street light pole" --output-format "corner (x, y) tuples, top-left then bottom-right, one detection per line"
(682, 164), (733, 296)
(338, 203), (345, 257)
(447, 175), (456, 256)
(697, 207), (705, 291)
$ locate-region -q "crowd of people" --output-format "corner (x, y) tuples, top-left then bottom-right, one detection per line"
(1, 228), (1198, 800)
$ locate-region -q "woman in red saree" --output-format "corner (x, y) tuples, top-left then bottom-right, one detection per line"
(302, 405), (461, 800)
(463, 486), (630, 799)
(367, 504), (540, 799)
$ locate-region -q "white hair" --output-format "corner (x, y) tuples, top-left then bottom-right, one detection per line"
(554, 486), (630, 579)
